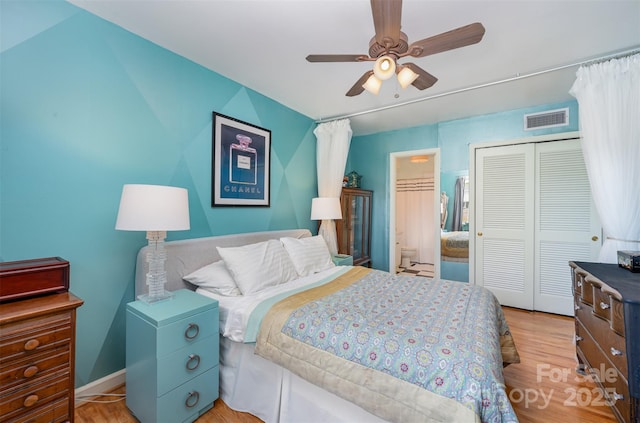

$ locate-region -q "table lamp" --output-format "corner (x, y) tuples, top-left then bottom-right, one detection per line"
(115, 184), (190, 304)
(311, 197), (342, 255)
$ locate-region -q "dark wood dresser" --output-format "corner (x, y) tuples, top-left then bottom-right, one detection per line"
(0, 293), (83, 422)
(570, 261), (640, 422)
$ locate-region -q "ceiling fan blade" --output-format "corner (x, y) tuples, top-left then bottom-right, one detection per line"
(403, 63), (438, 90)
(346, 70), (374, 97)
(306, 54), (369, 62)
(406, 22), (485, 58)
(371, 0), (402, 47)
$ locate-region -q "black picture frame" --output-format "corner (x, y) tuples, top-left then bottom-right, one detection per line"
(212, 112), (271, 207)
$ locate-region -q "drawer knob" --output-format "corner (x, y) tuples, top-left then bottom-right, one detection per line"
(185, 323), (200, 340)
(185, 391), (200, 408)
(575, 335), (583, 342)
(24, 339), (40, 351)
(23, 366), (39, 378)
(577, 280), (582, 287)
(186, 354), (201, 371)
(599, 301), (610, 310)
(23, 394), (39, 407)
(575, 304), (581, 311)
(612, 392), (624, 401)
(611, 347), (623, 357)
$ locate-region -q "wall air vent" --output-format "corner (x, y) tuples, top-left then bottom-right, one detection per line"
(524, 108), (569, 130)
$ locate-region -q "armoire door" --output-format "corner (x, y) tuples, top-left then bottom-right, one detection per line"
(475, 138), (601, 315)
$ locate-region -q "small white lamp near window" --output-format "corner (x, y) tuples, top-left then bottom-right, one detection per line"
(115, 184), (190, 304)
(311, 197), (342, 256)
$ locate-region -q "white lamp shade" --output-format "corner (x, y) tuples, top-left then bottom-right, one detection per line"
(373, 55), (396, 80)
(311, 197), (342, 220)
(115, 184), (190, 231)
(397, 65), (419, 89)
(362, 74), (382, 95)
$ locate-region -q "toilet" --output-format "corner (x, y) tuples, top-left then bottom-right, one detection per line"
(400, 247), (417, 268)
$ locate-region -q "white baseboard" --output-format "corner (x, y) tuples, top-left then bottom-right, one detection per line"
(75, 368), (126, 406)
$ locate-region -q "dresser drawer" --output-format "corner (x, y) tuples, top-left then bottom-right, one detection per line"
(0, 370), (70, 421)
(157, 334), (218, 396)
(576, 303), (627, 374)
(3, 397), (69, 423)
(156, 308), (218, 355)
(0, 313), (72, 360)
(573, 267), (587, 297)
(157, 366), (219, 423)
(576, 321), (630, 422)
(591, 279), (612, 321)
(0, 345), (70, 392)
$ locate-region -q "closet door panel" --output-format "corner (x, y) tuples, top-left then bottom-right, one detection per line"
(535, 139), (601, 315)
(475, 144), (535, 310)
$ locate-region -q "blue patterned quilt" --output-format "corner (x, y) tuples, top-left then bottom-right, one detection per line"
(265, 268), (518, 422)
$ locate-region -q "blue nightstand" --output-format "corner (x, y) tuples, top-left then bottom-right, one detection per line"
(332, 254), (353, 266)
(126, 289), (219, 423)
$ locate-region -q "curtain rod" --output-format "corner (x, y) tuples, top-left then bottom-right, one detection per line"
(315, 46), (640, 124)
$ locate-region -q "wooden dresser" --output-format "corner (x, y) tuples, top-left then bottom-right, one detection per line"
(570, 261), (640, 422)
(0, 293), (83, 423)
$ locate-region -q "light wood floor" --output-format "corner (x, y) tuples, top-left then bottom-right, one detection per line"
(75, 307), (617, 423)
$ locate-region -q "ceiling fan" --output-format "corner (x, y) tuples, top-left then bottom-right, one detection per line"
(306, 0), (485, 96)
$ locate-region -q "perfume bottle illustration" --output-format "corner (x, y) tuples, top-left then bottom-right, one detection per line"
(229, 134), (258, 185)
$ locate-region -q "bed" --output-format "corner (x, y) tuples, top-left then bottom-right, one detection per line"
(135, 229), (519, 423)
(441, 231), (470, 262)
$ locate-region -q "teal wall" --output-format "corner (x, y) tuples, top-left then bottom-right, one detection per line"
(348, 100), (579, 277)
(1, 0), (317, 387)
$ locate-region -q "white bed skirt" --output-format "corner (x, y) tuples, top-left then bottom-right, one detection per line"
(219, 336), (388, 423)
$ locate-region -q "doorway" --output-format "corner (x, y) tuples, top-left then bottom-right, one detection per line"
(389, 149), (441, 278)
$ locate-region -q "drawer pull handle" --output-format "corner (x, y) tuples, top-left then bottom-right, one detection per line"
(575, 335), (583, 342)
(611, 347), (623, 357)
(185, 391), (200, 408)
(23, 366), (39, 378)
(186, 354), (201, 371)
(575, 304), (581, 311)
(23, 394), (39, 407)
(24, 339), (40, 351)
(599, 301), (610, 310)
(612, 392), (624, 401)
(185, 323), (200, 340)
(577, 280), (582, 287)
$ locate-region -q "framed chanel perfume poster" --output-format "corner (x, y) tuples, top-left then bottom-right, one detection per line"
(212, 112), (271, 207)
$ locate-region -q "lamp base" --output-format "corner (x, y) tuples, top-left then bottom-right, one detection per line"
(137, 289), (174, 304)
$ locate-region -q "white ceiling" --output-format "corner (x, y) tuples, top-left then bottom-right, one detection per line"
(69, 0), (640, 136)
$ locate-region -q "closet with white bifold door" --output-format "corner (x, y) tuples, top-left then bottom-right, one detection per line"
(472, 135), (601, 316)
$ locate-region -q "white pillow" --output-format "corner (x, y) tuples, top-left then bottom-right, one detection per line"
(280, 235), (335, 277)
(182, 261), (242, 296)
(217, 239), (299, 295)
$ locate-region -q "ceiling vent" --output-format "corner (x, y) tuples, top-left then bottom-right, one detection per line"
(524, 108), (569, 130)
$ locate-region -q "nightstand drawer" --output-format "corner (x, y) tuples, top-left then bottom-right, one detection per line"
(332, 254), (353, 266)
(156, 308), (218, 355)
(157, 334), (218, 396)
(157, 366), (219, 423)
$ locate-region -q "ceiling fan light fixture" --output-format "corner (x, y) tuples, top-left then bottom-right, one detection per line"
(373, 55), (396, 80)
(362, 74), (382, 95)
(397, 65), (419, 89)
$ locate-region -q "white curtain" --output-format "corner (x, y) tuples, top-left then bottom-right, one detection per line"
(396, 179), (434, 264)
(569, 54), (640, 262)
(314, 119), (352, 254)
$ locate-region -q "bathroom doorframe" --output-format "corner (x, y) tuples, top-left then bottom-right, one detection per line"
(389, 148), (441, 277)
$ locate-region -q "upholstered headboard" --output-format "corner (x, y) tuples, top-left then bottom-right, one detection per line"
(134, 229), (312, 297)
